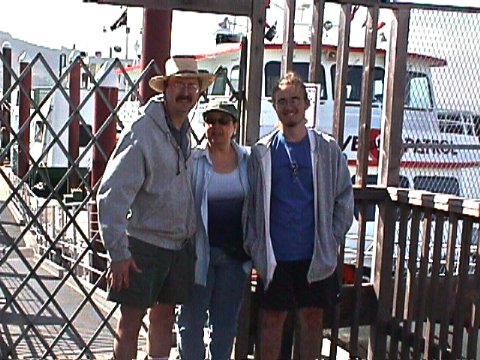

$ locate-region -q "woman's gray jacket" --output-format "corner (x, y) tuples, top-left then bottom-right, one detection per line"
(97, 96), (196, 262)
(191, 142), (251, 286)
(245, 128), (354, 289)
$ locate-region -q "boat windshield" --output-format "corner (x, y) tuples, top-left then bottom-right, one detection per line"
(405, 71), (434, 109)
(331, 65), (385, 103)
(264, 61), (327, 100)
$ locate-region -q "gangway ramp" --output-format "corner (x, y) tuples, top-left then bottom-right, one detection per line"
(0, 204), (122, 359)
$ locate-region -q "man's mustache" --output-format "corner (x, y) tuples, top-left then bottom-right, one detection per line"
(176, 95), (192, 102)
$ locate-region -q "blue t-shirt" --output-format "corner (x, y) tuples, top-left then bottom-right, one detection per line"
(270, 132), (315, 261)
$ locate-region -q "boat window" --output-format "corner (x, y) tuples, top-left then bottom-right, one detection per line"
(264, 61), (327, 99)
(210, 67), (228, 96)
(351, 174), (409, 221)
(79, 124), (92, 147)
(405, 72), (433, 109)
(413, 176), (460, 195)
(33, 121), (44, 142)
(230, 65), (240, 93)
(437, 111), (476, 136)
(31, 88), (50, 109)
(331, 65), (385, 102)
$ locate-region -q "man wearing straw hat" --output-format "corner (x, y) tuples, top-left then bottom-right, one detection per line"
(97, 56), (215, 360)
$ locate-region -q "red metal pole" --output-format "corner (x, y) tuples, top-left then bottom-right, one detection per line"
(2, 41), (12, 154)
(68, 56), (81, 190)
(18, 57), (32, 179)
(91, 87), (118, 189)
(140, 8), (172, 103)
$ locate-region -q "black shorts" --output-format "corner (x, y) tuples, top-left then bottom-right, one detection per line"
(258, 260), (340, 311)
(107, 237), (195, 309)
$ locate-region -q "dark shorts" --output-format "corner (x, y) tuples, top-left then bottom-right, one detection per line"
(107, 237), (195, 309)
(258, 260), (340, 311)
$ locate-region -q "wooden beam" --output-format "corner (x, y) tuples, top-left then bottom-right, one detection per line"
(244, 1), (266, 146)
(281, 0), (295, 76)
(333, 0), (480, 13)
(380, 8), (410, 188)
(351, 11), (380, 355)
(84, 0), (252, 16)
(332, 3), (352, 144)
(309, 0), (326, 83)
(356, 6), (379, 188)
(370, 10), (411, 359)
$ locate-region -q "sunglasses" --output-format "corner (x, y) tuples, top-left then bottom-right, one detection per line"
(204, 117), (233, 126)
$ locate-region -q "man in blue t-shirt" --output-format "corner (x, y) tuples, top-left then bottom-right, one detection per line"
(245, 72), (354, 359)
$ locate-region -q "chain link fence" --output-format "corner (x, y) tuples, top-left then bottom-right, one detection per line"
(401, 8), (480, 199)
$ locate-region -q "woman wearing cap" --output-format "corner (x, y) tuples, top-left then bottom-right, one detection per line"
(177, 101), (251, 360)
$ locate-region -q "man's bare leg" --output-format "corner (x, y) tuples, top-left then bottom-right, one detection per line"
(147, 303), (176, 357)
(260, 309), (288, 360)
(114, 305), (147, 360)
(298, 307), (323, 360)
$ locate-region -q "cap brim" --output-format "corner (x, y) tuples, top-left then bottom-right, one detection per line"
(149, 73), (215, 93)
(203, 108), (239, 122)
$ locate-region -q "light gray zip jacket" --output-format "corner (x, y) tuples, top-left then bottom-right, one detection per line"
(97, 96), (196, 262)
(191, 142), (251, 286)
(245, 128), (354, 289)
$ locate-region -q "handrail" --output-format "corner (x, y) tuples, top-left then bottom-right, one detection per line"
(388, 187), (480, 217)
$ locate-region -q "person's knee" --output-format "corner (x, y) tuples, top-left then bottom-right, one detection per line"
(262, 310), (287, 330)
(117, 308), (146, 336)
(149, 304), (175, 329)
(299, 307), (323, 330)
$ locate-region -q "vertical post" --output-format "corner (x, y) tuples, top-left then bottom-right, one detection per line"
(140, 8), (172, 103)
(379, 9), (409, 188)
(350, 7), (380, 356)
(125, 26), (130, 60)
(91, 90), (118, 191)
(369, 7), (411, 360)
(332, 4), (352, 145)
(281, 0), (296, 76)
(91, 71), (118, 288)
(356, 6), (379, 188)
(18, 53), (32, 179)
(309, 0), (326, 83)
(237, 36), (248, 146)
(68, 51), (81, 190)
(2, 42), (12, 158)
(58, 53), (67, 76)
(245, 2), (266, 146)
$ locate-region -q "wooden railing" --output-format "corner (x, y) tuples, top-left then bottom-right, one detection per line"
(235, 186), (480, 359)
(378, 188), (480, 360)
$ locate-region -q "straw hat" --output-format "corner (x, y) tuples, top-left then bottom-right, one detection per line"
(149, 56), (215, 93)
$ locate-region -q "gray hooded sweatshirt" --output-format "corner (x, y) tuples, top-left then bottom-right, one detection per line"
(97, 96), (196, 262)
